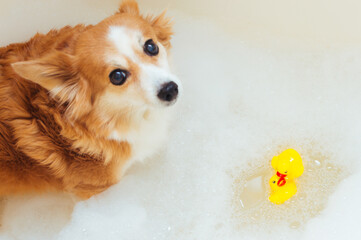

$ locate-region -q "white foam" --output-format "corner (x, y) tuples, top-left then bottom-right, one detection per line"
(1, 4), (361, 240)
(303, 173), (361, 239)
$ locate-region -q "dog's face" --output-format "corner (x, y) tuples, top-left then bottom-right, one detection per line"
(76, 5), (181, 116)
(12, 0), (180, 135)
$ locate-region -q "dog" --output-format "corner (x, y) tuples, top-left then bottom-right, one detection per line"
(0, 0), (181, 199)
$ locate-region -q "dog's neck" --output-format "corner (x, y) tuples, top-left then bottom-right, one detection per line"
(57, 99), (170, 169)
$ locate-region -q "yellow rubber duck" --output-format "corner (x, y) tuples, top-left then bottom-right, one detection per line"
(269, 175), (297, 204)
(271, 148), (304, 180)
(269, 149), (304, 204)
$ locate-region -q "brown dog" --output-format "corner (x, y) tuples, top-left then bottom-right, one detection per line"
(0, 0), (181, 199)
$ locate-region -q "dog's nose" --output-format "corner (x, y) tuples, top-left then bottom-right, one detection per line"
(157, 81), (179, 102)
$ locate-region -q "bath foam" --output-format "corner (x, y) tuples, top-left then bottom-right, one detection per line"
(303, 172), (361, 239)
(231, 141), (347, 232)
(0, 198), (5, 228)
(0, 194), (74, 240)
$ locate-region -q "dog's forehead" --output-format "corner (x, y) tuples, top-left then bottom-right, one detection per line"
(107, 26), (142, 62)
(105, 25), (167, 69)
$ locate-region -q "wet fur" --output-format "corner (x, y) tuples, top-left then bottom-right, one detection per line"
(0, 0), (174, 199)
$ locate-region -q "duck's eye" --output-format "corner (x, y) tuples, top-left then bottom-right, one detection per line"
(285, 171), (288, 173)
(109, 69), (129, 86)
(272, 181), (276, 183)
(144, 39), (159, 56)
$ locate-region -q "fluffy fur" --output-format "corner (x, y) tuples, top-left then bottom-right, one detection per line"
(0, 0), (180, 199)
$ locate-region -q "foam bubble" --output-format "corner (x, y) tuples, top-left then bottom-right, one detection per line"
(232, 143), (347, 234)
(1, 194), (73, 240)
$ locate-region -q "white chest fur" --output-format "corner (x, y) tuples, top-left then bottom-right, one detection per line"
(108, 108), (171, 174)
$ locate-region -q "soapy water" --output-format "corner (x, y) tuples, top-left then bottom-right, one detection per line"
(0, 198), (4, 228)
(0, 194), (74, 240)
(1, 1), (361, 240)
(232, 143), (346, 231)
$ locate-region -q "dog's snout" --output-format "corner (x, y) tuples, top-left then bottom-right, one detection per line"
(157, 81), (179, 102)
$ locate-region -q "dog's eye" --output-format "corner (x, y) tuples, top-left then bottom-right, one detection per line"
(109, 69), (129, 86)
(144, 39), (159, 56)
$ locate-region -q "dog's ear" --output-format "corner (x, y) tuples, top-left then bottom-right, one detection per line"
(12, 52), (92, 118)
(146, 11), (174, 49)
(117, 0), (139, 15)
(12, 51), (75, 91)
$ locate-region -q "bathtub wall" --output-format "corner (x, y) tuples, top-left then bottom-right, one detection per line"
(1, 0), (361, 48)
